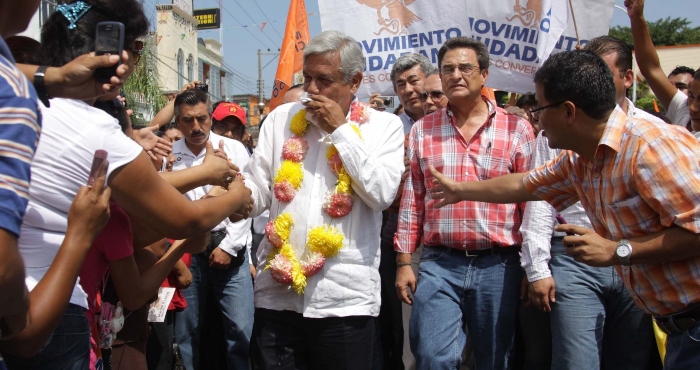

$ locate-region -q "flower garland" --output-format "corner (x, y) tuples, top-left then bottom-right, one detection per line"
(266, 102), (370, 294)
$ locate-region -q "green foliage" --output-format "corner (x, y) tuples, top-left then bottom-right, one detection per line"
(122, 39), (167, 127)
(609, 17), (700, 48)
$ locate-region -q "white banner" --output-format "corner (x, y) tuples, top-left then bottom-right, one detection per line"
(319, 0), (615, 97)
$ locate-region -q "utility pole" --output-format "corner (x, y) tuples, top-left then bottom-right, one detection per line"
(257, 49), (264, 120)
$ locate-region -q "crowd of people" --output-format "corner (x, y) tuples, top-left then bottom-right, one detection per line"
(1, 0), (700, 369)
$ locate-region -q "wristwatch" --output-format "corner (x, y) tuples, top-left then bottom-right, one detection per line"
(33, 66), (51, 107)
(615, 239), (633, 266)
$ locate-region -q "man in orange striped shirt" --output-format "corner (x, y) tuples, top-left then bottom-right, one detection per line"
(428, 50), (700, 369)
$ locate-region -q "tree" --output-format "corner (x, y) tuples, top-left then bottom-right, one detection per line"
(122, 37), (167, 127)
(609, 17), (700, 48)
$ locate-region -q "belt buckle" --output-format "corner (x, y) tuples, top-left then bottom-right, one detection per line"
(465, 249), (477, 257)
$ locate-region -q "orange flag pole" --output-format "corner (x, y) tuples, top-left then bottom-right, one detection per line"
(268, 0), (310, 110)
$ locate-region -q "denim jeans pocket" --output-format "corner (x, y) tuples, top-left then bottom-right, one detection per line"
(420, 247), (447, 262)
(685, 323), (700, 342)
(498, 252), (520, 268)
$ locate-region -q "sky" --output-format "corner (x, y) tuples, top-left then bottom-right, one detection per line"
(147, 0), (700, 98)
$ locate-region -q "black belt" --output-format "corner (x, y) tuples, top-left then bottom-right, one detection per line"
(654, 303), (700, 335)
(429, 244), (521, 257)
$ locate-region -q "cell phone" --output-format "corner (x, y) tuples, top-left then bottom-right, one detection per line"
(87, 150), (108, 186)
(195, 83), (209, 93)
(94, 22), (125, 83)
(555, 214), (576, 237)
(379, 96), (395, 108)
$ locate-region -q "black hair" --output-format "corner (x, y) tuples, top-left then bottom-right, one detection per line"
(515, 93), (537, 108)
(212, 100), (224, 113)
(174, 90), (210, 120)
(534, 50), (616, 120)
(5, 36), (41, 64)
(583, 36), (632, 78)
(670, 66), (696, 78)
(38, 0), (149, 67)
(437, 37), (489, 70)
(154, 130), (166, 138)
(162, 122), (179, 132)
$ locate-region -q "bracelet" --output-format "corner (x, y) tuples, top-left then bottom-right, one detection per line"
(396, 262), (412, 268)
(33, 66), (50, 107)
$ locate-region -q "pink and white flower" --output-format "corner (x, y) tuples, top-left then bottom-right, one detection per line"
(274, 181), (296, 202)
(301, 252), (325, 277)
(265, 220), (284, 247)
(269, 255), (293, 284)
(322, 192), (354, 218)
(282, 137), (309, 162)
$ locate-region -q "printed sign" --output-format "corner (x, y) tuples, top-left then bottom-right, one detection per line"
(194, 8), (221, 30)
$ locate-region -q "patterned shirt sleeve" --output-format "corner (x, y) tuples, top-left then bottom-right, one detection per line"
(522, 150), (579, 212)
(0, 77), (41, 237)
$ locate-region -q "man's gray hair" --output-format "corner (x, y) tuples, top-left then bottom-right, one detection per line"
(390, 53), (436, 86)
(304, 30), (365, 83)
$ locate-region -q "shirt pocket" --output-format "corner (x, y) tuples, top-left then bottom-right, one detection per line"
(608, 195), (659, 236)
(477, 149), (511, 180)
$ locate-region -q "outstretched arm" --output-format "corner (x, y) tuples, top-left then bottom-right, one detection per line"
(427, 166), (540, 207)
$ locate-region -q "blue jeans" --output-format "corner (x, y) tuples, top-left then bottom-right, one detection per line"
(174, 250), (254, 370)
(549, 237), (654, 370)
(3, 304), (90, 370)
(409, 246), (522, 370)
(665, 322), (700, 369)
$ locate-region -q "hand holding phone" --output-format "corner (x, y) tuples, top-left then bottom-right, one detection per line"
(555, 214), (577, 237)
(87, 150), (108, 186)
(94, 22), (125, 83)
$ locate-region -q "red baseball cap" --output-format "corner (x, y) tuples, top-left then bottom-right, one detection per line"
(212, 102), (247, 125)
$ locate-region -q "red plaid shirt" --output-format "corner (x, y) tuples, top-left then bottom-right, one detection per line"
(394, 99), (535, 253)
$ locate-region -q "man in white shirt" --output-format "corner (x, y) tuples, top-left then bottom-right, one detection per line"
(171, 90), (254, 370)
(519, 36), (657, 369)
(245, 30), (404, 369)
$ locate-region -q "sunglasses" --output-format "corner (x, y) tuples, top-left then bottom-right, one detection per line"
(420, 90), (445, 102)
(127, 40), (144, 65)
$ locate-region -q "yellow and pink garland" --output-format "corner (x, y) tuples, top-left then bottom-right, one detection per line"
(265, 102), (370, 294)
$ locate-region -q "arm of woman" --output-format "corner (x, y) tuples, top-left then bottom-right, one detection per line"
(107, 234), (207, 311)
(0, 169), (111, 358)
(109, 149), (251, 240)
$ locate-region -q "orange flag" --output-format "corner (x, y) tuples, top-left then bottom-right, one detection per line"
(268, 0), (309, 110)
(653, 98), (660, 112)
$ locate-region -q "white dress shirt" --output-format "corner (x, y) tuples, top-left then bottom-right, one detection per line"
(244, 101), (404, 318)
(172, 131), (252, 257)
(399, 112), (415, 135)
(520, 100), (663, 282)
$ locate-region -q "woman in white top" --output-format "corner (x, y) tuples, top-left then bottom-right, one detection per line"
(1, 1), (251, 368)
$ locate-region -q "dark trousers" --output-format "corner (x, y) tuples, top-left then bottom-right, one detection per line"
(251, 308), (375, 370)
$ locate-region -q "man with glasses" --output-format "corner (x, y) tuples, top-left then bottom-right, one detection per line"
(428, 49), (700, 370)
(394, 37), (534, 369)
(421, 70), (447, 116)
(519, 35), (658, 370)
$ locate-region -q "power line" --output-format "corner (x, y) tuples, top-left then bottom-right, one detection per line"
(219, 3), (275, 51)
(231, 0), (281, 46)
(252, 0), (283, 39)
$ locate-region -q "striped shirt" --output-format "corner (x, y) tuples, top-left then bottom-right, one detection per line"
(524, 106), (700, 316)
(394, 98), (535, 253)
(0, 38), (41, 237)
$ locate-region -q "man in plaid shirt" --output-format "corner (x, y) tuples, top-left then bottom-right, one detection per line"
(429, 50), (700, 370)
(393, 37), (535, 369)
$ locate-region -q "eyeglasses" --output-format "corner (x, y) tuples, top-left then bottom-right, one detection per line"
(529, 100), (565, 117)
(420, 90), (445, 102)
(128, 40), (144, 65)
(440, 63), (479, 77)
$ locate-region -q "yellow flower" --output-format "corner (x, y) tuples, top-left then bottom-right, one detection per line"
(336, 171), (352, 194)
(308, 225), (345, 258)
(274, 213), (294, 241)
(350, 123), (363, 139)
(274, 160), (304, 189)
(326, 145), (339, 160)
(290, 110), (309, 137)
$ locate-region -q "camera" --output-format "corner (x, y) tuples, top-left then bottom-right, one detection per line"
(195, 83), (209, 93)
(379, 96), (395, 108)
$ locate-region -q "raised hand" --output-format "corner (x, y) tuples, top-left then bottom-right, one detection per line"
(303, 94), (348, 133)
(202, 141), (239, 187)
